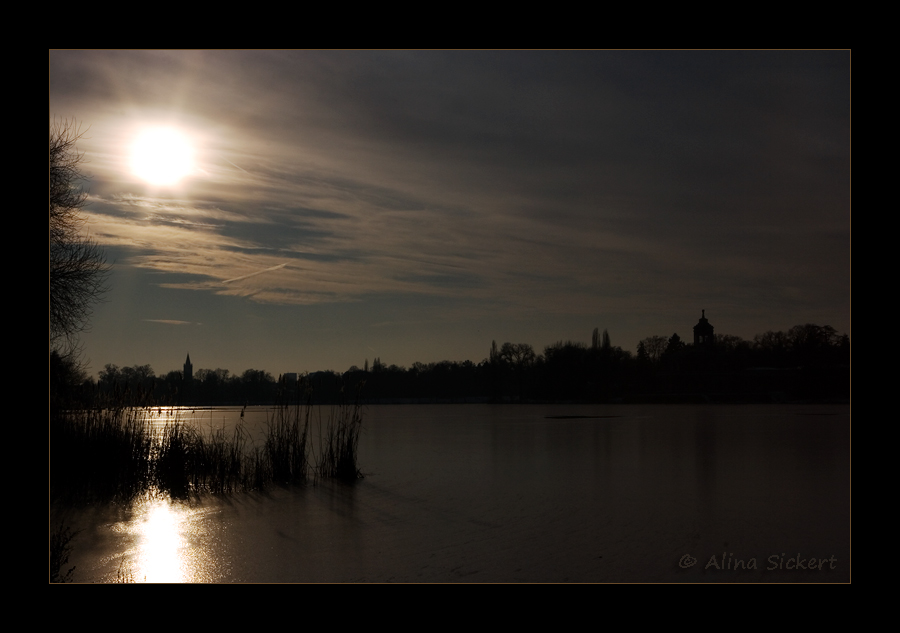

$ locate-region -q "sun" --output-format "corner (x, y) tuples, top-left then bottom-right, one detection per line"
(130, 127), (195, 186)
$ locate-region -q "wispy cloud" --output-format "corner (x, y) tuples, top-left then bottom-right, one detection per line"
(54, 50), (849, 366)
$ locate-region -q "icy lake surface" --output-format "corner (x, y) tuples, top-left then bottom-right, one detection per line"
(56, 403), (850, 582)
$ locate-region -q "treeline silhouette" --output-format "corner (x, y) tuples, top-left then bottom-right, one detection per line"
(52, 323), (849, 408)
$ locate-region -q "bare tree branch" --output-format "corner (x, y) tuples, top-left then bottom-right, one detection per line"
(49, 117), (109, 354)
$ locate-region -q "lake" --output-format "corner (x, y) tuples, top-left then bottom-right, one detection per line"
(54, 403), (850, 582)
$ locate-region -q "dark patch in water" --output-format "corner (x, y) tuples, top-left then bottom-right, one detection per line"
(544, 415), (621, 419)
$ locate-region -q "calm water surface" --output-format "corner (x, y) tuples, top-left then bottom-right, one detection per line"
(56, 404), (850, 582)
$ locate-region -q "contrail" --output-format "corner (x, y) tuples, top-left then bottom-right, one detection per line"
(143, 319), (193, 325)
(223, 263), (287, 284)
(224, 158), (249, 174)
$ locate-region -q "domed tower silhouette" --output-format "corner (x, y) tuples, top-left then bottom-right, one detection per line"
(693, 310), (715, 348)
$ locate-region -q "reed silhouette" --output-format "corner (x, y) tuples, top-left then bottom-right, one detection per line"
(49, 521), (79, 583)
(50, 375), (365, 507)
(312, 382), (364, 481)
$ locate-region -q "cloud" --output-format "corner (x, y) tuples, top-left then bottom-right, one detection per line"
(58, 51), (849, 343)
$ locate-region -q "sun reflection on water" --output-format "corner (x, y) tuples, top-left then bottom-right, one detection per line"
(117, 497), (221, 583)
(134, 500), (186, 582)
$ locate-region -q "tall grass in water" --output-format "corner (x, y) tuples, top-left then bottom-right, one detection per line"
(51, 406), (254, 503)
(154, 419), (252, 497)
(313, 383), (364, 481)
(264, 384), (310, 485)
(51, 406), (154, 503)
(51, 375), (363, 505)
(49, 521), (79, 583)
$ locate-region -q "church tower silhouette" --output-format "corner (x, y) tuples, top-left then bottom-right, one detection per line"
(184, 353), (193, 382)
(693, 310), (715, 348)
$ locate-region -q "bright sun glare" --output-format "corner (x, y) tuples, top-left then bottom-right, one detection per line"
(130, 127), (195, 186)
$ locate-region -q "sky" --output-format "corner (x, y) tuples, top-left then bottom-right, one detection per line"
(49, 50), (851, 378)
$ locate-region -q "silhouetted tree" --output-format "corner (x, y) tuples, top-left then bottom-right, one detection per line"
(163, 370), (184, 401)
(499, 342), (536, 401)
(50, 118), (109, 356)
(499, 342), (536, 368)
(98, 363), (120, 389)
(488, 340), (502, 400)
(240, 369), (276, 403)
(640, 335), (668, 363)
(786, 323), (848, 369)
(715, 333), (749, 353)
(50, 349), (88, 410)
(636, 341), (649, 363)
(543, 341), (590, 400)
(753, 330), (792, 367)
(665, 333), (684, 355)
